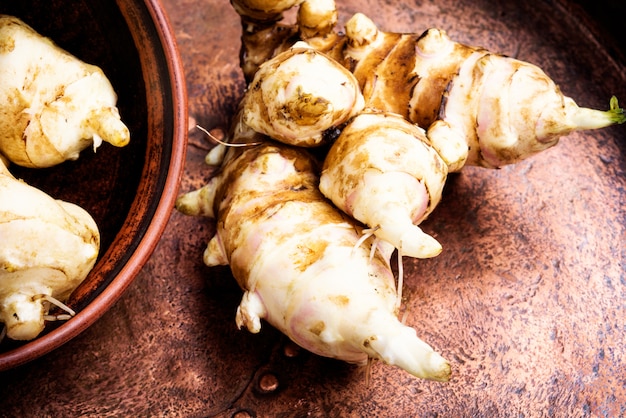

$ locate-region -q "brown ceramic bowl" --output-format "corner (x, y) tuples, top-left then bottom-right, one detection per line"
(0, 0), (187, 369)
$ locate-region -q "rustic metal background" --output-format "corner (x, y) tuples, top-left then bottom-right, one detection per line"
(1, 0), (625, 416)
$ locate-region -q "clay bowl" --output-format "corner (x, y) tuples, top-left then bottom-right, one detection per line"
(0, 0), (187, 369)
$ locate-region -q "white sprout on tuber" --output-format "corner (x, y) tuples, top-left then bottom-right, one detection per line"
(352, 226), (404, 310)
(40, 294), (76, 321)
(368, 234), (380, 264)
(195, 124), (263, 147)
(196, 124), (264, 166)
(351, 226), (378, 257)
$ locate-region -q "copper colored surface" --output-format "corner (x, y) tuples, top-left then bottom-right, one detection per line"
(1, 0), (625, 416)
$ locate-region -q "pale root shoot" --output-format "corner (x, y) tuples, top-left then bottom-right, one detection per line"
(40, 294), (76, 321)
(236, 291), (267, 334)
(351, 226), (379, 257)
(196, 125), (263, 148)
(203, 235), (229, 267)
(540, 96), (626, 140)
(175, 178), (219, 218)
(197, 124), (264, 166)
(567, 96), (626, 130)
(400, 306), (410, 325)
(346, 171), (442, 258)
(364, 356), (374, 387)
(368, 235), (379, 264)
(0, 293), (77, 341)
(352, 225), (405, 310)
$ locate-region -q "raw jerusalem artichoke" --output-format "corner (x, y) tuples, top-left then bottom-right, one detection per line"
(232, 0), (341, 81)
(176, 141), (451, 381)
(320, 111), (448, 259)
(340, 13), (626, 171)
(241, 41), (364, 147)
(177, 0), (626, 382)
(0, 15), (131, 341)
(234, 2), (625, 172)
(0, 160), (100, 340)
(0, 15), (130, 168)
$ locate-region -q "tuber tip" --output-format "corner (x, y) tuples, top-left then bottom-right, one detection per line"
(608, 96), (626, 124)
(175, 180), (217, 218)
(93, 109), (131, 148)
(363, 313), (451, 381)
(553, 96), (626, 136)
(174, 192), (200, 215)
(0, 293), (46, 341)
(203, 235), (229, 267)
(375, 222), (442, 259)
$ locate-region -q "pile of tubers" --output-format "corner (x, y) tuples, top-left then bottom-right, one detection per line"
(178, 0), (626, 381)
(0, 15), (130, 341)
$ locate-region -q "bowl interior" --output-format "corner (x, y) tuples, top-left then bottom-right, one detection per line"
(0, 0), (186, 367)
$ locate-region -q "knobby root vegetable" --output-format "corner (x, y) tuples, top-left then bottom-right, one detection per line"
(232, 2), (625, 172)
(175, 141), (451, 381)
(297, 0), (338, 42)
(319, 111), (448, 259)
(230, 0), (303, 24)
(186, 0), (626, 382)
(0, 15), (130, 168)
(232, 0), (341, 81)
(0, 160), (100, 340)
(241, 41), (364, 147)
(340, 14), (626, 171)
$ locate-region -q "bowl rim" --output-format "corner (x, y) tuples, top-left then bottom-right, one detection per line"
(0, 0), (188, 371)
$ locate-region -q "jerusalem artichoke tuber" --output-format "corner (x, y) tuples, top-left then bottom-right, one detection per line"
(176, 141), (451, 381)
(0, 15), (130, 168)
(320, 111), (448, 259)
(177, 0), (626, 384)
(233, 2), (625, 172)
(0, 160), (100, 340)
(341, 14), (626, 171)
(241, 41), (364, 147)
